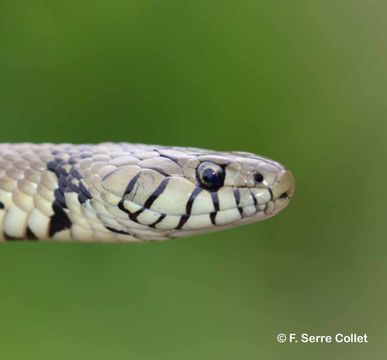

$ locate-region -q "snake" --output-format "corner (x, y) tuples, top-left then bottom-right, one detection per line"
(0, 143), (295, 242)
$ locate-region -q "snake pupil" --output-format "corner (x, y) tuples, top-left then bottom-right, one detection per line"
(197, 162), (225, 190)
(203, 168), (217, 183)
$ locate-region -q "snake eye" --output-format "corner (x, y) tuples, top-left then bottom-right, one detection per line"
(254, 172), (264, 183)
(196, 161), (225, 191)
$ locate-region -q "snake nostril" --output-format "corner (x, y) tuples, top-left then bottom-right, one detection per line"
(254, 172), (264, 183)
(279, 192), (289, 199)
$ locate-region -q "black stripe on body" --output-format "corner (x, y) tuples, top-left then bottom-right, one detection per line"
(0, 202), (4, 209)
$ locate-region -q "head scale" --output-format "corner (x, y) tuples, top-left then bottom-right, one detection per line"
(99, 145), (295, 240)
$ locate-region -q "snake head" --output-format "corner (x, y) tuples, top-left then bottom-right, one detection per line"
(98, 146), (295, 240)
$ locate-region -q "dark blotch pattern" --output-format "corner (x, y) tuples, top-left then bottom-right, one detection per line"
(47, 155), (92, 237)
(26, 227), (38, 240)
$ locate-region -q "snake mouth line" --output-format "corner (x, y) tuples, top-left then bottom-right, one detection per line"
(111, 186), (289, 232)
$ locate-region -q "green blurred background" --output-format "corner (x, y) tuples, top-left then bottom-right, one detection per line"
(0, 0), (386, 359)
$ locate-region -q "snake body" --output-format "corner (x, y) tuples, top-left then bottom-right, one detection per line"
(0, 143), (294, 242)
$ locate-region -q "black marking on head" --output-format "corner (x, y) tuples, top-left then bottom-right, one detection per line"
(105, 226), (132, 236)
(128, 209), (143, 222)
(252, 192), (257, 207)
(118, 199), (130, 215)
(268, 187), (273, 201)
(143, 178), (170, 210)
(233, 188), (240, 204)
(123, 178), (170, 222)
(186, 187), (202, 215)
(148, 167), (170, 177)
(118, 177), (171, 225)
(26, 227), (38, 240)
(0, 202), (4, 209)
(155, 150), (180, 166)
(123, 173), (141, 195)
(176, 215), (189, 230)
(149, 214), (166, 228)
(102, 168), (117, 181)
(210, 212), (217, 225)
(233, 189), (243, 216)
(211, 192), (220, 211)
(209, 192), (219, 225)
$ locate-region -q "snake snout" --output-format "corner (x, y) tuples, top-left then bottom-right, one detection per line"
(271, 170), (295, 201)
